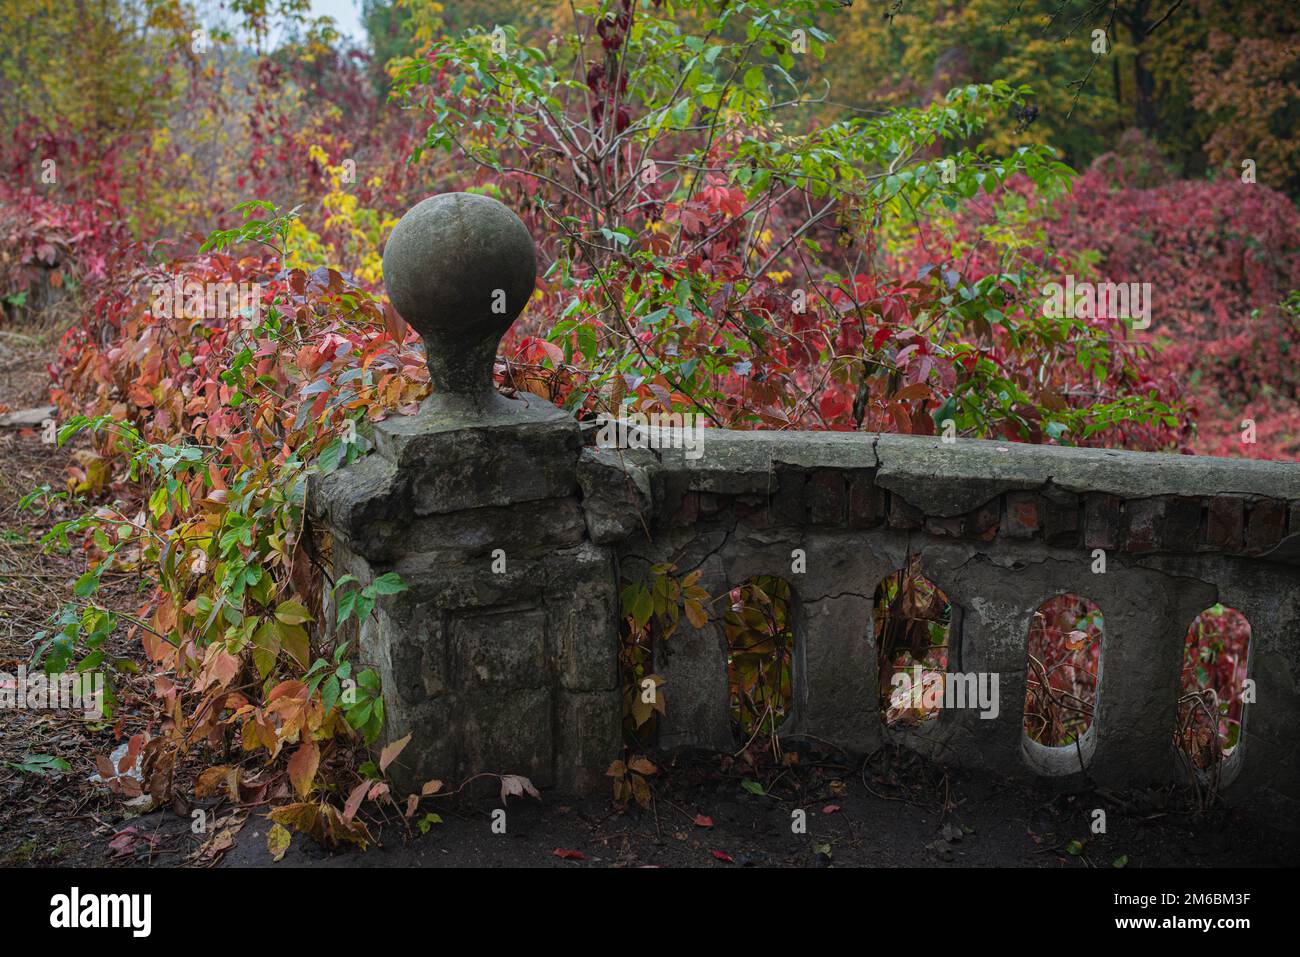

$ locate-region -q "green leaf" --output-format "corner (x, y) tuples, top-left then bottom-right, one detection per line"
(629, 585), (653, 629)
(9, 754), (70, 776)
(276, 621), (310, 669)
(252, 619), (281, 679)
(366, 573), (408, 597)
(321, 675), (340, 715)
(336, 587), (359, 626)
(148, 485), (169, 522)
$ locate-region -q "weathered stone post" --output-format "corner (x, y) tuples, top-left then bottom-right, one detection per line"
(311, 193), (622, 794)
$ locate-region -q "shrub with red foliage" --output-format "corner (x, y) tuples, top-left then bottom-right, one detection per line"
(1045, 134), (1300, 459)
(0, 186), (129, 323)
(896, 131), (1300, 458)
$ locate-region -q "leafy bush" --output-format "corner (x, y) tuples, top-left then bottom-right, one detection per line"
(34, 210), (429, 838)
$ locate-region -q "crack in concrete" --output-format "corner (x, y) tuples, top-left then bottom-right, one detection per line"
(801, 590), (874, 604)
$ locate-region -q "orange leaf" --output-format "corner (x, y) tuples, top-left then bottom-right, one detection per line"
(194, 765), (233, 798)
(383, 300), (408, 344)
(628, 757), (658, 776)
(893, 382), (930, 402)
(287, 740), (319, 799)
(684, 598), (708, 629)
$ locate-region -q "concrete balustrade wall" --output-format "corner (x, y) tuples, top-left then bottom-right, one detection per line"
(312, 192), (1300, 834)
(584, 431), (1300, 823)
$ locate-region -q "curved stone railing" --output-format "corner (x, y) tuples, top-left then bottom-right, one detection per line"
(311, 194), (1300, 831)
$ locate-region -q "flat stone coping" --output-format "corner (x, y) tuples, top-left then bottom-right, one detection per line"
(631, 429), (1300, 513)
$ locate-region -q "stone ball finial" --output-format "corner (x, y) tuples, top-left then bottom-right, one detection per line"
(382, 192), (537, 413)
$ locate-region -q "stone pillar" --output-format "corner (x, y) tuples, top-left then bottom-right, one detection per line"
(310, 193), (622, 794)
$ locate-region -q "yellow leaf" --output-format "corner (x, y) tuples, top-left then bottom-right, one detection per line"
(275, 599), (313, 626)
(266, 823), (291, 862)
(194, 765), (233, 798)
(268, 801), (320, 835)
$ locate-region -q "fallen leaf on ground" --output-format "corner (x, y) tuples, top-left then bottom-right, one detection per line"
(266, 823), (291, 861)
(106, 827), (159, 859)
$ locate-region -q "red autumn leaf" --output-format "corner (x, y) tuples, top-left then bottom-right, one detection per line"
(818, 388), (851, 422)
(106, 826), (157, 859)
(553, 848), (586, 860)
(711, 849), (735, 864)
(382, 300), (407, 343)
(893, 382), (930, 402)
(890, 402), (912, 433)
(693, 814), (714, 828)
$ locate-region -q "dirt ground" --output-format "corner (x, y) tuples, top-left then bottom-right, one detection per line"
(1, 320), (1294, 869)
(216, 744), (1296, 868)
(0, 318), (160, 866)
